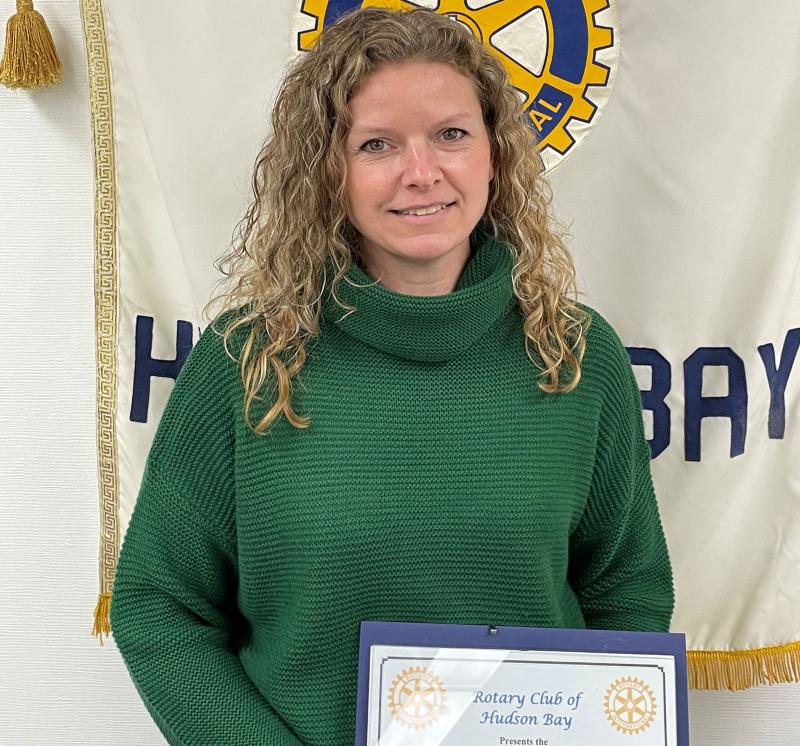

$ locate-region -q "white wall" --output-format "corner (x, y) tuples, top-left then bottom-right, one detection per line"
(0, 3), (798, 744)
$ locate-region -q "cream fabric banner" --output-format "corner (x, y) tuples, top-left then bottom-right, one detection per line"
(83, 0), (800, 689)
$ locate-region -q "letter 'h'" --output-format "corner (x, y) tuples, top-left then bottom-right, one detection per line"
(130, 315), (194, 423)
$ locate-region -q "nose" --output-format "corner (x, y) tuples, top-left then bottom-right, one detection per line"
(402, 140), (442, 190)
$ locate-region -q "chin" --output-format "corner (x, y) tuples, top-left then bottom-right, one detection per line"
(390, 235), (468, 261)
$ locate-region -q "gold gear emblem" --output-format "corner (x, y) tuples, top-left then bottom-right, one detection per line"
(604, 676), (657, 736)
(387, 665), (447, 730)
(296, 0), (617, 168)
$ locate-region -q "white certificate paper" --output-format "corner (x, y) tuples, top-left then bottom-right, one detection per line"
(365, 644), (678, 746)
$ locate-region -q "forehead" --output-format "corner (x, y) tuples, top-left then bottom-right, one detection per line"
(348, 60), (482, 124)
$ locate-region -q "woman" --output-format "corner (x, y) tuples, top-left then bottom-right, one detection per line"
(110, 8), (674, 745)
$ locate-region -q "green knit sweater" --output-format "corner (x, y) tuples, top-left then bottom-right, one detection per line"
(110, 234), (674, 745)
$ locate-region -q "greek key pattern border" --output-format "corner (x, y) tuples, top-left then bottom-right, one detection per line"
(81, 0), (119, 596)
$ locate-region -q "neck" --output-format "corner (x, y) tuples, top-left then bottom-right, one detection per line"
(323, 230), (513, 363)
(360, 241), (471, 296)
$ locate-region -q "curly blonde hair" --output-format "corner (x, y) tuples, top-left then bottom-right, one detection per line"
(205, 7), (589, 434)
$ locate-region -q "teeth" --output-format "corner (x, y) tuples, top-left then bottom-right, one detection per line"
(399, 203), (448, 216)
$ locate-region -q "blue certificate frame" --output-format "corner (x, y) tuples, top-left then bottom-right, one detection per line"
(356, 621), (689, 745)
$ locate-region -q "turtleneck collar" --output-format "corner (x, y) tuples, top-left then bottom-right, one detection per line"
(321, 230), (514, 363)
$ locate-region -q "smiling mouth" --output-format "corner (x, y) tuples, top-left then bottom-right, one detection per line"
(391, 202), (455, 216)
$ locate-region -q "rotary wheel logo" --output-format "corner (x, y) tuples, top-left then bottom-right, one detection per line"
(387, 666), (447, 730)
(604, 676), (657, 736)
(293, 0), (619, 171)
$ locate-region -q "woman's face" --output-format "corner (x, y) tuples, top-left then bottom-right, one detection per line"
(344, 60), (494, 281)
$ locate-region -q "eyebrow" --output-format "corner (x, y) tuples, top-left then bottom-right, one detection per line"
(348, 111), (477, 138)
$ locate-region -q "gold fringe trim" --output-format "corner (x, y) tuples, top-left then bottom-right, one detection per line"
(81, 0), (120, 646)
(689, 642), (800, 690)
(92, 593), (111, 645)
(0, 0), (62, 89)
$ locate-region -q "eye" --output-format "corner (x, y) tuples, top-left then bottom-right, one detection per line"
(361, 138), (387, 153)
(441, 127), (466, 141)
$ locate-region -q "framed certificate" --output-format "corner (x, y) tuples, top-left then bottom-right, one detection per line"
(356, 622), (689, 746)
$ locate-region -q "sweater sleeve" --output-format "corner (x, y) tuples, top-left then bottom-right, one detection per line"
(110, 318), (303, 745)
(568, 315), (675, 632)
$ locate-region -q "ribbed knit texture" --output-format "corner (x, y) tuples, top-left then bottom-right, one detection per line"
(110, 234), (674, 745)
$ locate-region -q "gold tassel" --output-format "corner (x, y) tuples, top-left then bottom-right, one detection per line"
(92, 593), (111, 645)
(688, 642), (800, 690)
(0, 0), (62, 90)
